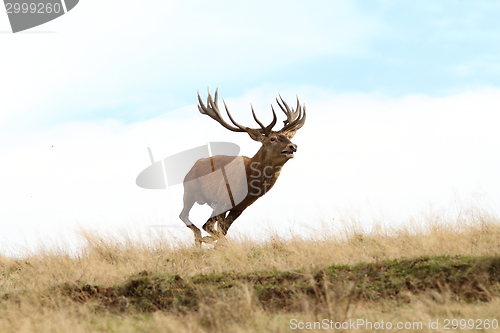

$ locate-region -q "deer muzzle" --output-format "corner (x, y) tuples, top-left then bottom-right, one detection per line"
(281, 144), (297, 158)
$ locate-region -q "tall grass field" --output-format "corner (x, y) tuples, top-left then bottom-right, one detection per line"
(1, 204), (500, 332)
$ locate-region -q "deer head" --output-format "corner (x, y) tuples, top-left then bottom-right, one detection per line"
(197, 88), (306, 166)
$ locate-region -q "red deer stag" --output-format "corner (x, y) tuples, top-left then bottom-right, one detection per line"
(180, 89), (306, 247)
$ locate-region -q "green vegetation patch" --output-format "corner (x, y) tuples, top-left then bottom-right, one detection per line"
(3, 255), (500, 314)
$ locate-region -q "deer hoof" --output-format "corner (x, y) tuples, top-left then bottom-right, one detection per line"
(202, 236), (215, 244)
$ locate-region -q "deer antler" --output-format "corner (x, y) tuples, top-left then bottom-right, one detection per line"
(197, 88), (277, 136)
(276, 95), (306, 139)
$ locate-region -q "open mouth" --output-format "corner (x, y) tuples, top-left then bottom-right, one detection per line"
(281, 151), (294, 158)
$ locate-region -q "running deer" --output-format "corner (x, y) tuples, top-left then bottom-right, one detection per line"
(180, 89), (306, 246)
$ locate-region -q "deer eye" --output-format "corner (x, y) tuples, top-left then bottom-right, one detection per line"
(270, 137), (276, 142)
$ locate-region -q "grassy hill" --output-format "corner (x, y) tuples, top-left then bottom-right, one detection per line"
(1, 206), (500, 332)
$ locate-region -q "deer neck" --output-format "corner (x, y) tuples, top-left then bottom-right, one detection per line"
(246, 146), (286, 183)
(253, 146), (285, 168)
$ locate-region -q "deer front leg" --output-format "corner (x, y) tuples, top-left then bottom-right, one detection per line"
(218, 210), (243, 236)
(202, 216), (218, 240)
(212, 211), (240, 249)
(203, 213), (227, 241)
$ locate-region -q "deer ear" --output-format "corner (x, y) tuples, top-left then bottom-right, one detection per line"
(282, 130), (297, 139)
(246, 128), (265, 142)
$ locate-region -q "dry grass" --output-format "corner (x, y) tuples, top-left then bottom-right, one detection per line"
(1, 204), (500, 332)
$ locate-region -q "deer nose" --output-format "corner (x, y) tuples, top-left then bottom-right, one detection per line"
(290, 144), (297, 152)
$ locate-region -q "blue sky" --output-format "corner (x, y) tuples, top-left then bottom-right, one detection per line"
(1, 1), (500, 254)
(2, 1), (500, 128)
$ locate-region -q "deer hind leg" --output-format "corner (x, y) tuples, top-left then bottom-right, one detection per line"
(179, 195), (203, 247)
